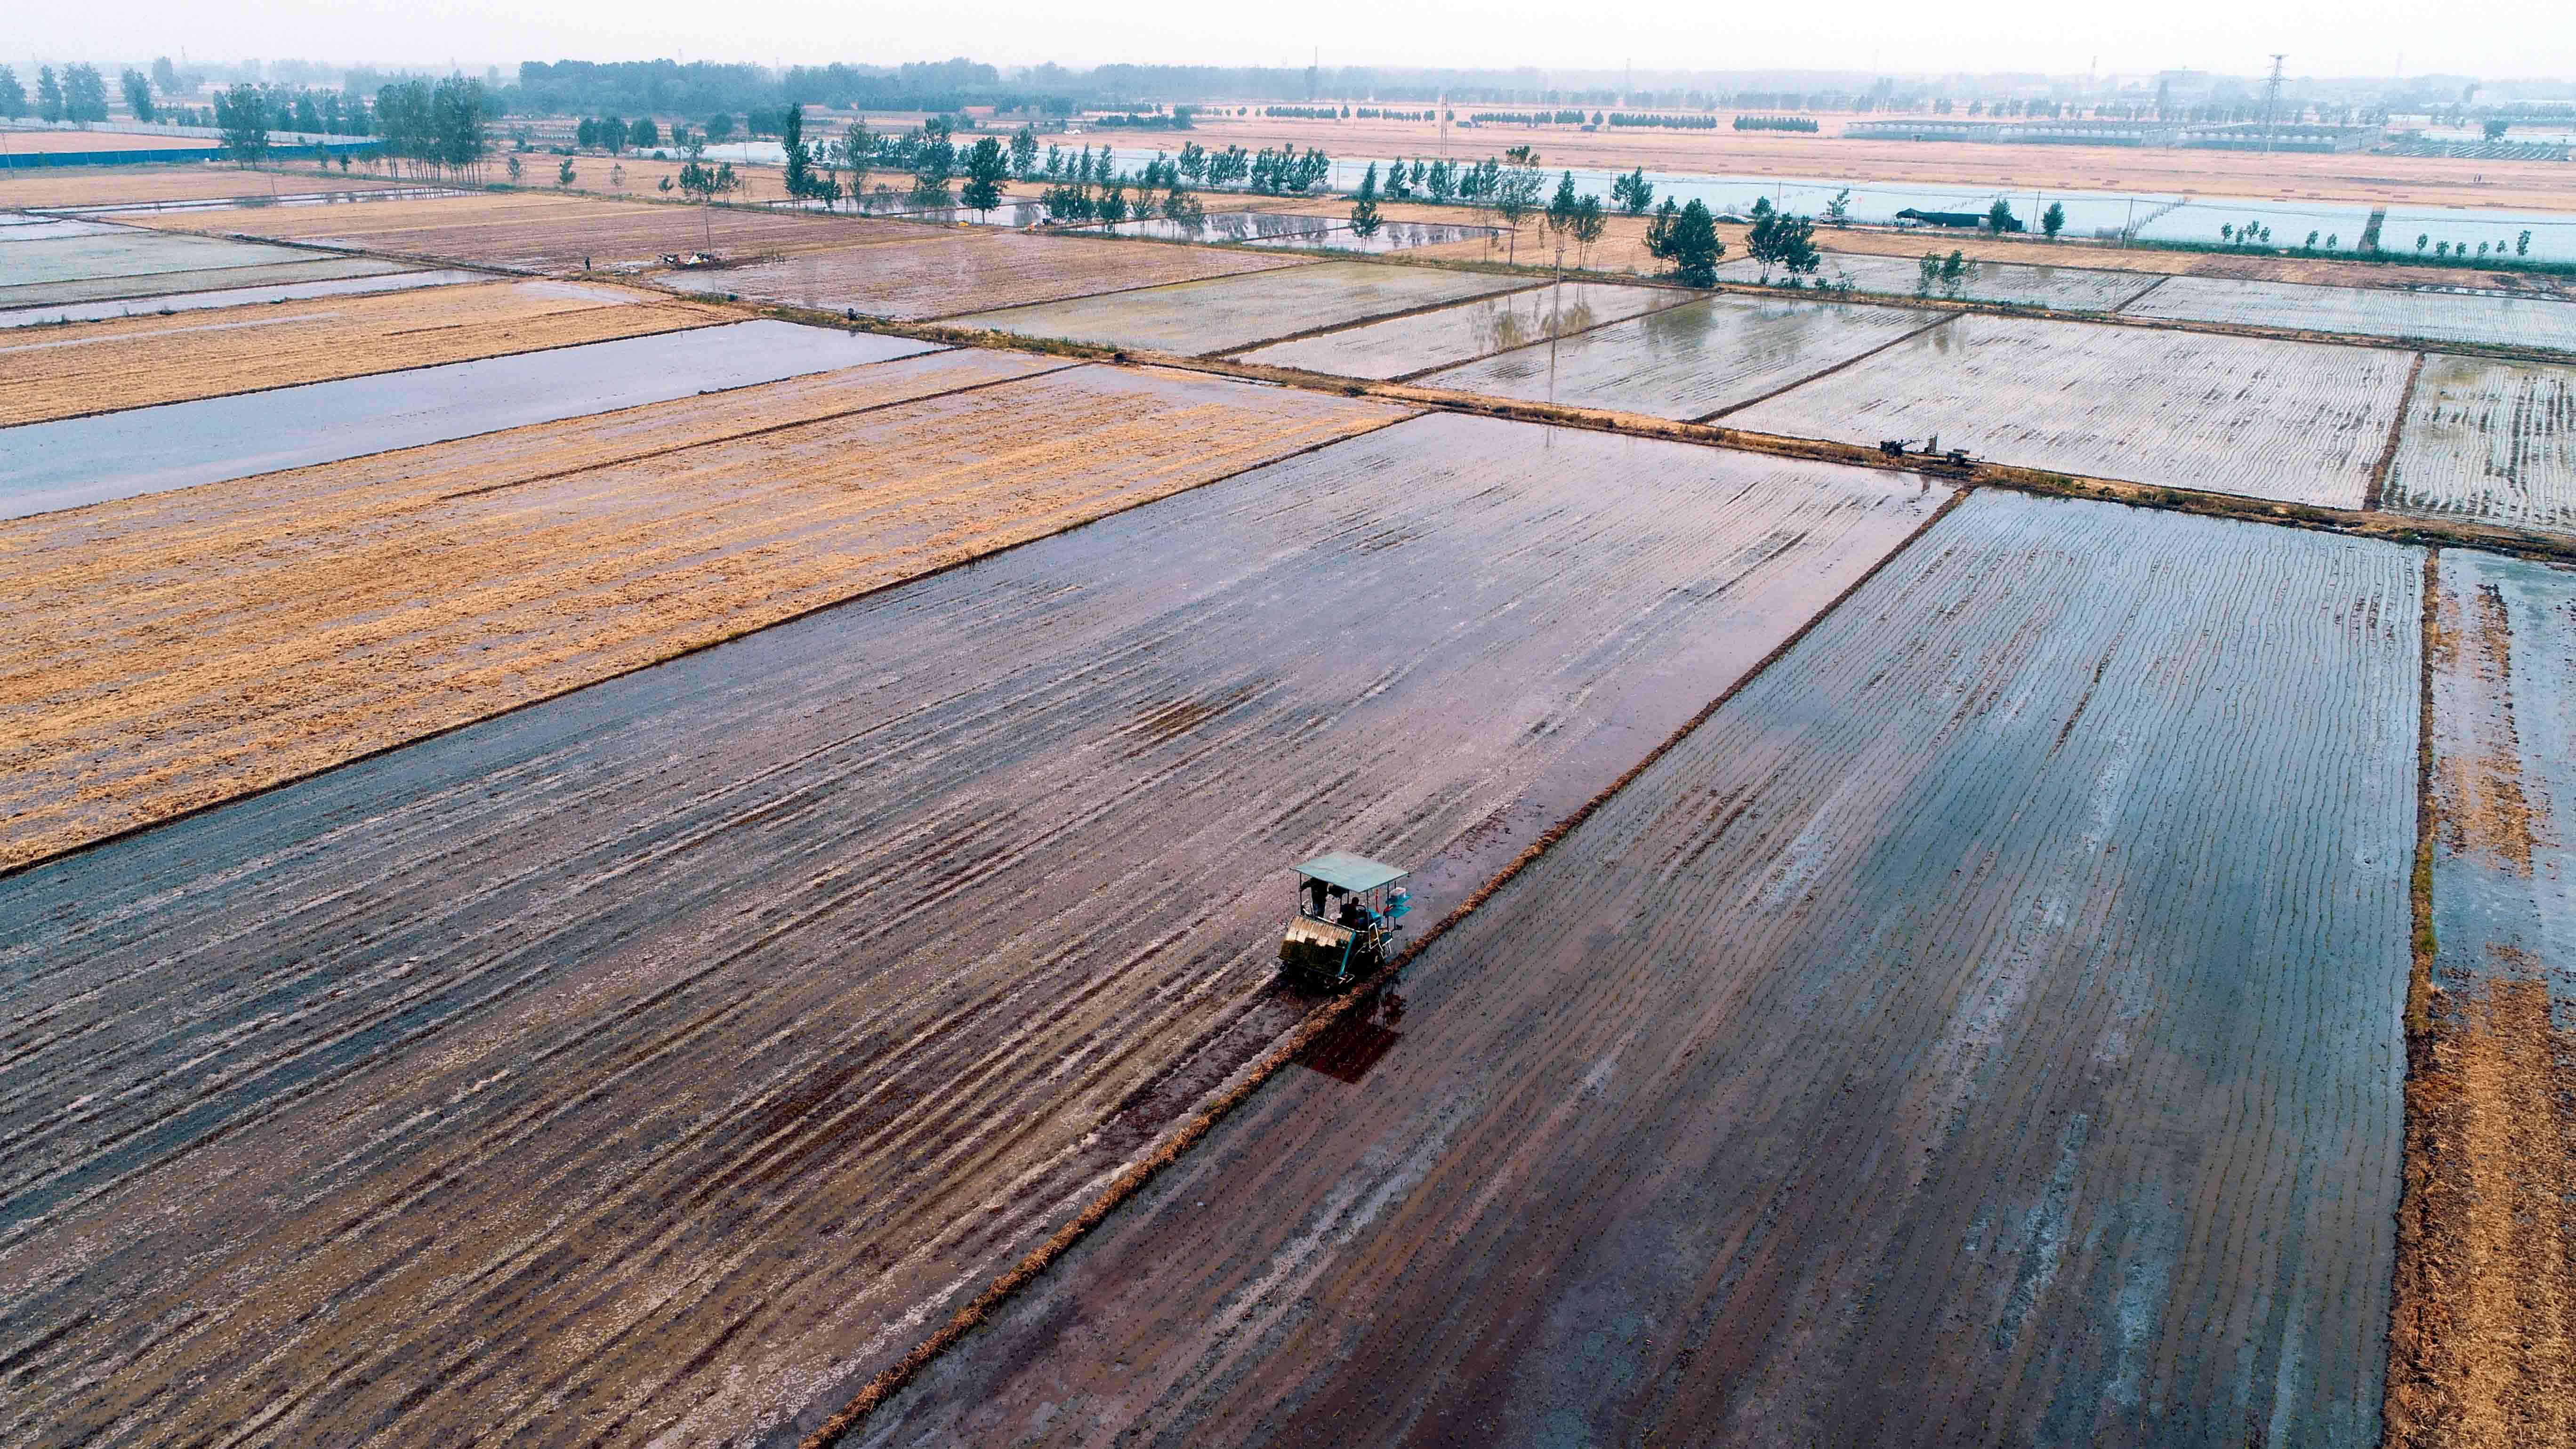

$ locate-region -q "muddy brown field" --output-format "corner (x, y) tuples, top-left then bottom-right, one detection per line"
(0, 417), (1944, 1448)
(0, 277), (723, 425)
(665, 227), (1312, 320)
(0, 354), (1397, 869)
(2388, 551), (2576, 1449)
(856, 491), (2421, 1449)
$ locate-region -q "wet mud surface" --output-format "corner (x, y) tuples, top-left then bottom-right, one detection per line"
(1417, 291), (1938, 420)
(0, 278), (724, 427)
(1233, 281), (1693, 380)
(0, 356), (1383, 869)
(2126, 275), (2576, 354)
(664, 228), (1308, 321)
(0, 319), (938, 517)
(1730, 313), (2415, 507)
(1718, 251), (2165, 312)
(0, 265), (479, 328)
(0, 252), (413, 310)
(861, 491), (2422, 1449)
(959, 259), (1531, 355)
(2383, 355), (2576, 537)
(0, 417), (1940, 1447)
(2388, 551), (2576, 1447)
(0, 228), (323, 293)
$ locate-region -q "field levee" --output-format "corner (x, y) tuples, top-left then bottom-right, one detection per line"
(855, 490), (2422, 1449)
(0, 415), (1947, 1447)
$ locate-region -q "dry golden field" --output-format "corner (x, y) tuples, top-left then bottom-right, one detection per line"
(0, 278), (723, 425)
(0, 163), (413, 209)
(0, 130), (219, 155)
(0, 355), (1402, 868)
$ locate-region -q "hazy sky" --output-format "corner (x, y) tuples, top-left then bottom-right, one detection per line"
(9, 0), (2571, 80)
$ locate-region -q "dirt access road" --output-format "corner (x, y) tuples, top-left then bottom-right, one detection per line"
(858, 491), (2422, 1449)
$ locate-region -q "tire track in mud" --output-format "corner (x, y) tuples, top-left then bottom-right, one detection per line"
(0, 417), (1944, 1448)
(2387, 550), (2576, 1448)
(855, 491), (2422, 1449)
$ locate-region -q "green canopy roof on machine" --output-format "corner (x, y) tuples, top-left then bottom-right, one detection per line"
(1293, 852), (1410, 894)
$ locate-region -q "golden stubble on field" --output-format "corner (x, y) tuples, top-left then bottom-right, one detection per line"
(0, 278), (725, 425)
(0, 162), (414, 209)
(0, 355), (1404, 868)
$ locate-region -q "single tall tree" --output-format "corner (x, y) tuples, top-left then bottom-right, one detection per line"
(841, 120), (874, 205)
(1491, 147), (1546, 263)
(781, 104), (814, 200)
(1611, 167), (1653, 216)
(1347, 161), (1384, 238)
(2041, 201), (2065, 240)
(214, 84), (270, 166)
(121, 69), (156, 123)
(1747, 209), (1820, 282)
(1569, 194), (1607, 269)
(36, 66), (64, 123)
(1664, 199), (1724, 285)
(1009, 124), (1038, 180)
(62, 64), (109, 123)
(0, 67), (26, 120)
(960, 136), (1010, 215)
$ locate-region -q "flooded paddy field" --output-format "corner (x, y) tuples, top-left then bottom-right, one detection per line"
(1721, 250), (2166, 312)
(2392, 551), (2576, 1445)
(861, 491), (2422, 1449)
(0, 217), (131, 241)
(2123, 275), (2576, 354)
(0, 320), (934, 517)
(667, 228), (1309, 320)
(0, 165), (412, 210)
(958, 258), (1533, 354)
(1418, 291), (1939, 420)
(0, 266), (483, 328)
(0, 278), (724, 427)
(0, 356), (1388, 869)
(1234, 280), (1692, 379)
(0, 252), (415, 310)
(2382, 354), (2576, 535)
(1730, 313), (2416, 506)
(1102, 209), (1344, 244)
(0, 417), (1947, 1448)
(0, 227), (329, 294)
(126, 192), (916, 273)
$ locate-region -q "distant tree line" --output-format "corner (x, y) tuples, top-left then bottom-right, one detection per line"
(1472, 110), (1590, 126)
(1607, 113), (1721, 129)
(1733, 115), (1820, 132)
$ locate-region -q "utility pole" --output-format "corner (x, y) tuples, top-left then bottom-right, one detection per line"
(2262, 54), (2286, 153)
